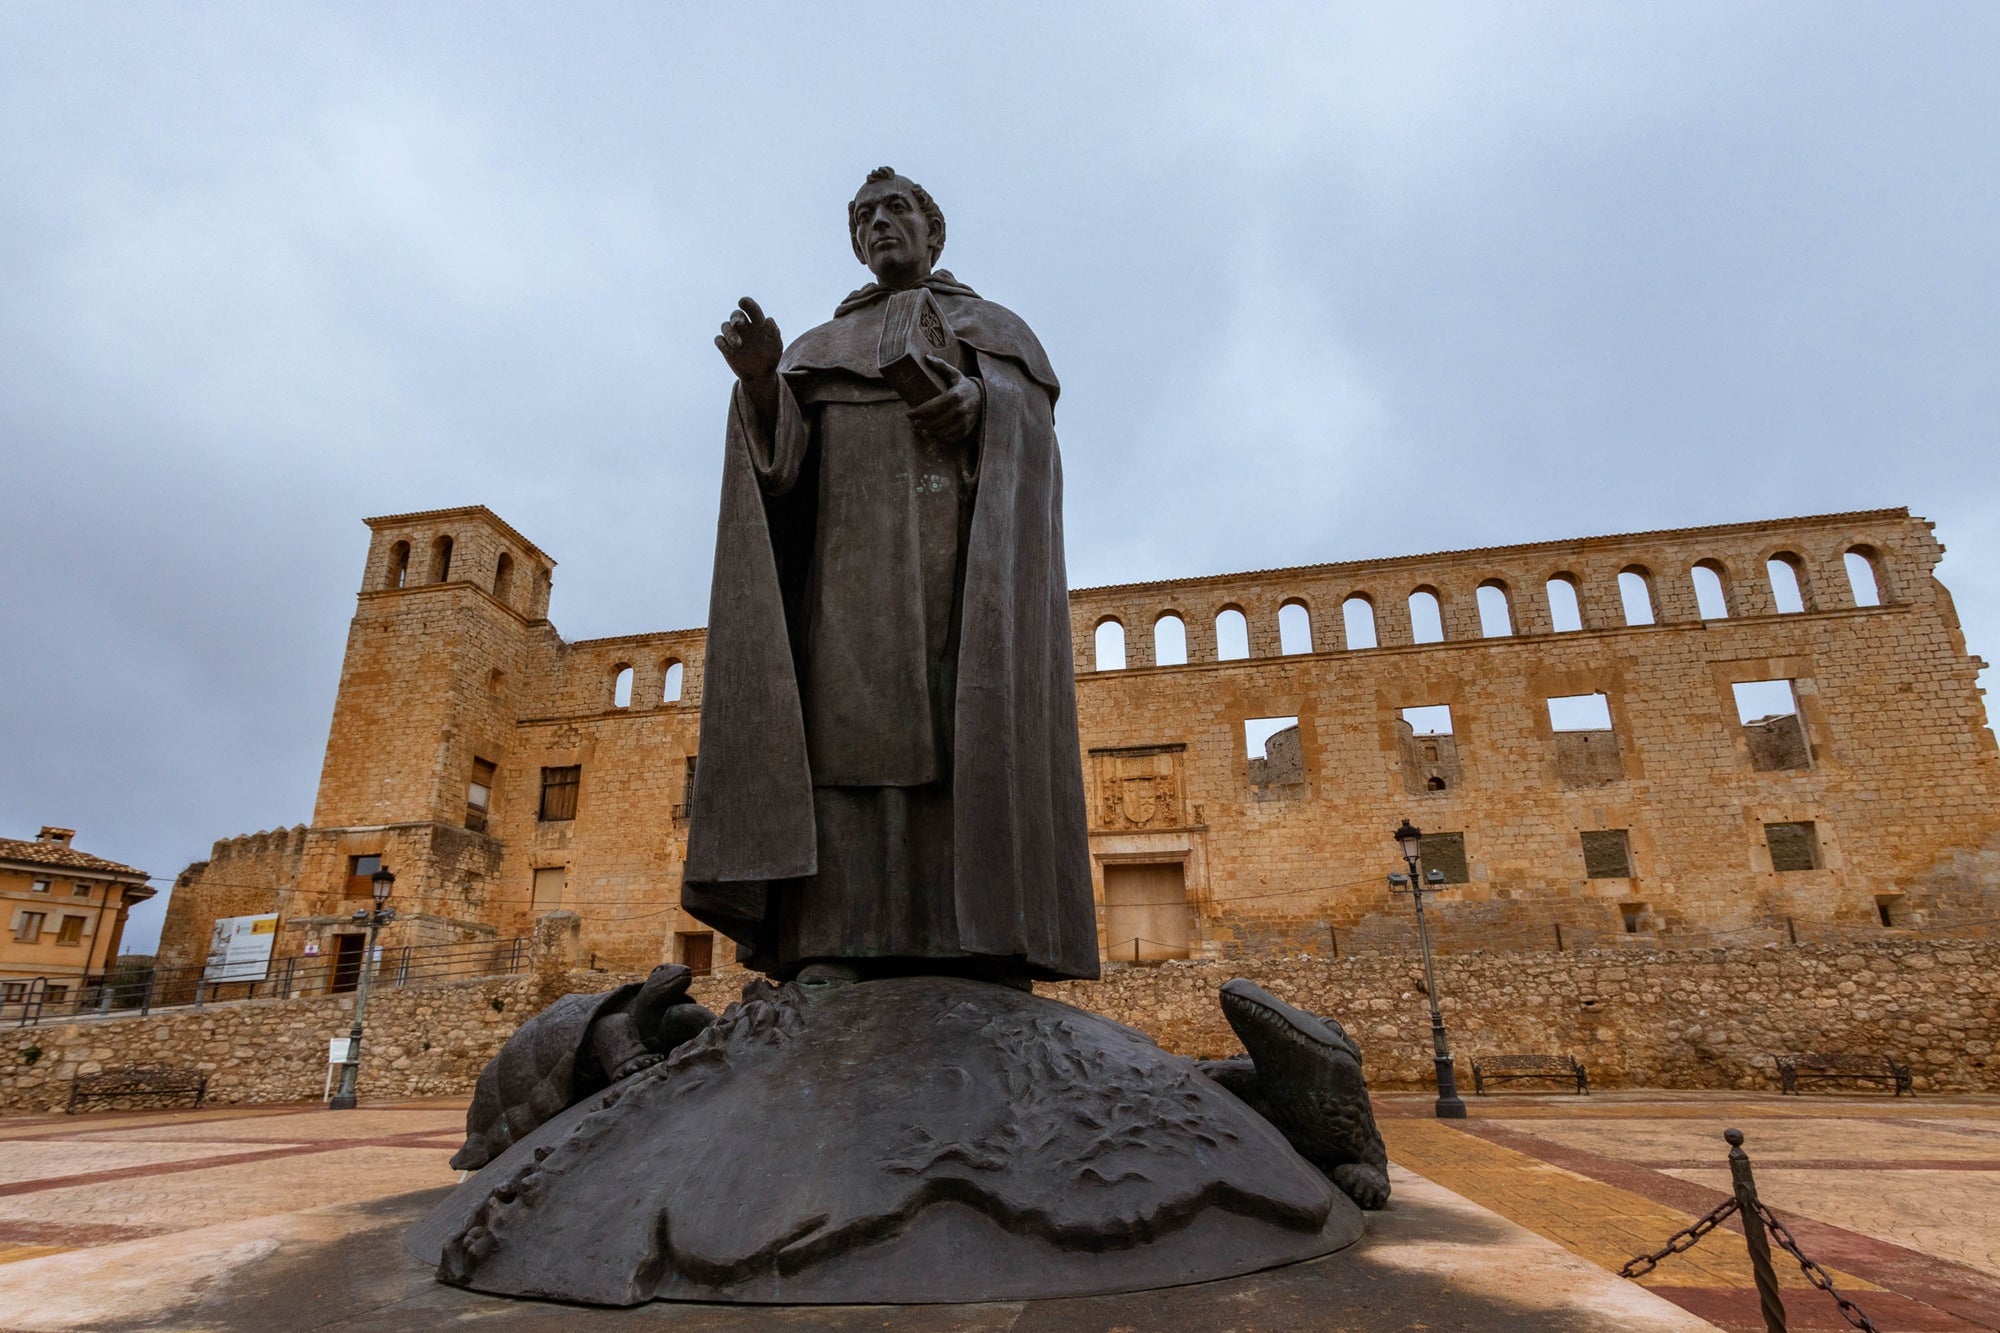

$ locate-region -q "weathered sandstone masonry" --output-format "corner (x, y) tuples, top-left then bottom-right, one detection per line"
(6, 937), (1992, 1112)
(156, 505), (1999, 979)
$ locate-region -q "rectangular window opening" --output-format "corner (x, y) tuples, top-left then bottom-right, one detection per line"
(1418, 831), (1470, 884)
(1400, 704), (1453, 735)
(30, 879), (49, 894)
(344, 854), (382, 900)
(1581, 829), (1634, 879)
(1547, 693), (1612, 732)
(1398, 706), (1459, 794)
(56, 915), (85, 946)
(15, 911), (46, 943)
(540, 765), (581, 822)
(1244, 716), (1304, 786)
(1765, 820), (1823, 872)
(1733, 680), (1810, 772)
(71, 882), (92, 898)
(466, 757), (496, 832)
(1619, 902), (1646, 934)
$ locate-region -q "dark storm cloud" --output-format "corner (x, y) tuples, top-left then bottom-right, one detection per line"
(2, 3), (1995, 950)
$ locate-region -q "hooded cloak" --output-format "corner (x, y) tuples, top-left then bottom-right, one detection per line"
(683, 273), (1098, 982)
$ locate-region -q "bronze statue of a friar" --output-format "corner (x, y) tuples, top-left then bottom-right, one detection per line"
(416, 169), (1387, 1308)
(683, 166), (1099, 986)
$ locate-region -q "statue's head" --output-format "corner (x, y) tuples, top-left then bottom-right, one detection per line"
(848, 166), (945, 287)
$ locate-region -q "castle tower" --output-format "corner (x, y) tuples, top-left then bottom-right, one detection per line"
(292, 507), (559, 947)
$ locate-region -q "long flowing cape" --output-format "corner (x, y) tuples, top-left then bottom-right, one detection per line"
(682, 275), (1099, 980)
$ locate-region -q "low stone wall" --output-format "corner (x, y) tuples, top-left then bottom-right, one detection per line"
(1045, 940), (1999, 1093)
(0, 963), (643, 1116)
(4, 938), (1991, 1114)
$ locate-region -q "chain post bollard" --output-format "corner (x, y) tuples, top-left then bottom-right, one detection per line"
(1726, 1129), (1788, 1332)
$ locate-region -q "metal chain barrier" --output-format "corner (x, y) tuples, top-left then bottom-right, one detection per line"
(1617, 1197), (1739, 1278)
(1617, 1129), (1886, 1333)
(1754, 1202), (1881, 1332)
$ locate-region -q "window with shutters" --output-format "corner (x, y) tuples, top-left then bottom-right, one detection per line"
(1419, 832), (1470, 884)
(466, 758), (496, 832)
(56, 915), (85, 946)
(15, 912), (45, 943)
(1581, 830), (1633, 879)
(531, 866), (567, 912)
(345, 854), (381, 900)
(1765, 821), (1822, 872)
(674, 755), (698, 823)
(540, 765), (581, 822)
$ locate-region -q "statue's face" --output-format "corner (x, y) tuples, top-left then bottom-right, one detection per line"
(851, 177), (934, 286)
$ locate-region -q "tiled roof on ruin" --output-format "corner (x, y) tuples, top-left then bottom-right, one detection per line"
(363, 505), (555, 564)
(1070, 507), (1915, 595)
(0, 837), (151, 883)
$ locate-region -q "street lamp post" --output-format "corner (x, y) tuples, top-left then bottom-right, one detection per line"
(1390, 820), (1467, 1120)
(328, 866), (395, 1111)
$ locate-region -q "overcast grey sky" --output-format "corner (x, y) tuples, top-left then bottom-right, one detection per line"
(3, 4), (1995, 952)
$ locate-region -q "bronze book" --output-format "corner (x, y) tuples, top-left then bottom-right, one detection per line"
(876, 287), (962, 407)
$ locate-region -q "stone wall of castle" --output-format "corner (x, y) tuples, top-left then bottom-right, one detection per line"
(153, 505), (2000, 981)
(155, 826), (306, 972)
(6, 937), (1992, 1114)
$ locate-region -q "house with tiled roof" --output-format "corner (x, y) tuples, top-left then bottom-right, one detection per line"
(1, 827), (153, 1007)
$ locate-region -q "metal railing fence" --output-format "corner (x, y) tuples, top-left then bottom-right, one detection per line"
(3, 936), (530, 1027)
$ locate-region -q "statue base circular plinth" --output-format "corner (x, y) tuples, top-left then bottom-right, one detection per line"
(405, 975), (1363, 1305)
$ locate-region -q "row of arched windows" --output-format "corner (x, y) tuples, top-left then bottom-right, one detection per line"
(384, 536), (455, 590)
(383, 534), (537, 610)
(1090, 545), (1891, 671)
(609, 660), (686, 709)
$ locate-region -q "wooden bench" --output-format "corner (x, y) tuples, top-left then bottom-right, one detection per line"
(1777, 1053), (1913, 1097)
(66, 1066), (208, 1114)
(1471, 1054), (1588, 1095)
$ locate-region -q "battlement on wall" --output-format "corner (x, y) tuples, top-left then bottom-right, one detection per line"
(205, 825), (308, 862)
(1069, 508), (1940, 669)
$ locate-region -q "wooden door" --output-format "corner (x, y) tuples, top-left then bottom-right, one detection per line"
(1101, 863), (1191, 962)
(329, 933), (364, 994)
(678, 932), (714, 976)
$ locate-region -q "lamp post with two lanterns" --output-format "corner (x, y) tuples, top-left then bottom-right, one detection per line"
(328, 865), (395, 1111)
(1390, 820), (1467, 1120)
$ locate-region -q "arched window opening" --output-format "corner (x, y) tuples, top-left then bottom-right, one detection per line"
(1844, 548), (1883, 607)
(1094, 619), (1126, 671)
(1426, 775), (1446, 791)
(1545, 576), (1582, 632)
(493, 552), (515, 603)
(1766, 555), (1805, 614)
(1475, 582), (1512, 638)
(1215, 607), (1250, 660)
(1153, 614), (1187, 667)
(385, 541), (410, 590)
(430, 534), (454, 583)
(1691, 562), (1729, 619)
(1341, 596), (1378, 650)
(662, 660), (685, 703)
(1617, 569), (1656, 626)
(1278, 601), (1313, 655)
(1407, 589), (1444, 644)
(612, 665), (633, 709)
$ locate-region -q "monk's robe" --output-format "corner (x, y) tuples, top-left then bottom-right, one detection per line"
(683, 272), (1099, 983)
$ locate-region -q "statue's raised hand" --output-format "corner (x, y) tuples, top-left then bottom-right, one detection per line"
(716, 297), (782, 384)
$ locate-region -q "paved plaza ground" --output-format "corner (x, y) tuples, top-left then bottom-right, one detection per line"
(0, 1091), (1992, 1331)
